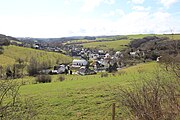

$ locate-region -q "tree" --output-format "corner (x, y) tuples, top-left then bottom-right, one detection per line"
(6, 66), (12, 79)
(27, 57), (39, 76)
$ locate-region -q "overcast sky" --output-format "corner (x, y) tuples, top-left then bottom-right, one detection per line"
(0, 0), (180, 38)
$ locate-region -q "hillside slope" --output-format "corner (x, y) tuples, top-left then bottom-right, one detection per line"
(0, 34), (19, 45)
(0, 45), (72, 67)
(19, 62), (158, 120)
(82, 39), (131, 51)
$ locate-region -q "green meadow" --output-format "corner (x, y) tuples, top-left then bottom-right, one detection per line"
(1, 34), (179, 119)
(18, 62), (159, 120)
(82, 40), (131, 51)
(80, 34), (180, 51)
(0, 45), (72, 67)
(127, 34), (180, 40)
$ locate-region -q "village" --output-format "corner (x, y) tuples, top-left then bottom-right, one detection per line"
(9, 35), (176, 77)
(29, 41), (147, 76)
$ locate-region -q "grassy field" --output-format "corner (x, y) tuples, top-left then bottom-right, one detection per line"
(127, 34), (157, 39)
(82, 40), (131, 51)
(127, 34), (180, 40)
(81, 34), (180, 51)
(162, 34), (180, 40)
(19, 62), (159, 120)
(0, 45), (72, 67)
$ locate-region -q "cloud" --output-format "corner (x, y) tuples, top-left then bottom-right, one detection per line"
(159, 0), (179, 8)
(63, 0), (71, 5)
(81, 0), (103, 12)
(0, 11), (179, 37)
(132, 6), (151, 11)
(103, 9), (125, 17)
(114, 11), (174, 34)
(81, 0), (116, 12)
(104, 0), (116, 4)
(79, 11), (177, 35)
(129, 0), (144, 4)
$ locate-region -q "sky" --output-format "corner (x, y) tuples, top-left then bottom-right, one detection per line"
(0, 0), (180, 38)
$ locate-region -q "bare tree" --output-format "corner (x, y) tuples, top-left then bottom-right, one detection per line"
(0, 80), (38, 119)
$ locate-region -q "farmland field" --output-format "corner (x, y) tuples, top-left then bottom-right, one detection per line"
(82, 40), (131, 51)
(19, 62), (159, 120)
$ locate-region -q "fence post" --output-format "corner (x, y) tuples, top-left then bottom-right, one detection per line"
(112, 103), (115, 120)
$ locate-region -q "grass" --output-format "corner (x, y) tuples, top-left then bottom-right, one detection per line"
(127, 34), (180, 40)
(19, 62), (159, 120)
(161, 34), (180, 40)
(81, 34), (180, 51)
(0, 45), (72, 67)
(66, 34), (180, 52)
(82, 40), (131, 51)
(65, 39), (89, 44)
(127, 34), (156, 39)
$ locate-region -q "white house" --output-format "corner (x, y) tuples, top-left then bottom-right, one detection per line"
(32, 44), (39, 49)
(72, 59), (88, 67)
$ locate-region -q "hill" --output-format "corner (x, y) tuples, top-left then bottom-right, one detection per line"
(19, 62), (158, 119)
(71, 34), (180, 51)
(82, 39), (130, 51)
(0, 45), (72, 67)
(0, 34), (20, 45)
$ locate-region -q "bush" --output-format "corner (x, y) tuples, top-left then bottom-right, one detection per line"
(118, 71), (180, 120)
(36, 75), (51, 83)
(0, 46), (3, 54)
(58, 75), (65, 82)
(101, 72), (108, 77)
(27, 58), (39, 76)
(0, 80), (38, 119)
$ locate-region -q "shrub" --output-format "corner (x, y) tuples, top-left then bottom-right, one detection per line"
(0, 46), (3, 54)
(118, 71), (180, 120)
(101, 72), (108, 77)
(0, 80), (38, 119)
(27, 58), (39, 76)
(36, 75), (51, 83)
(58, 75), (65, 82)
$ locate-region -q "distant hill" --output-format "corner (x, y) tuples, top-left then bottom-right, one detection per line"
(0, 34), (19, 41)
(16, 35), (123, 43)
(0, 34), (19, 46)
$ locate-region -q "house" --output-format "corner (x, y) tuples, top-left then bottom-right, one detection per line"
(72, 59), (88, 67)
(89, 53), (99, 60)
(92, 60), (105, 71)
(78, 66), (96, 75)
(49, 64), (66, 74)
(98, 52), (106, 59)
(32, 44), (39, 49)
(54, 64), (66, 73)
(156, 56), (162, 62)
(129, 52), (136, 57)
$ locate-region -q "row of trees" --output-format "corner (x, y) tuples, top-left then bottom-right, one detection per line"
(0, 57), (53, 80)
